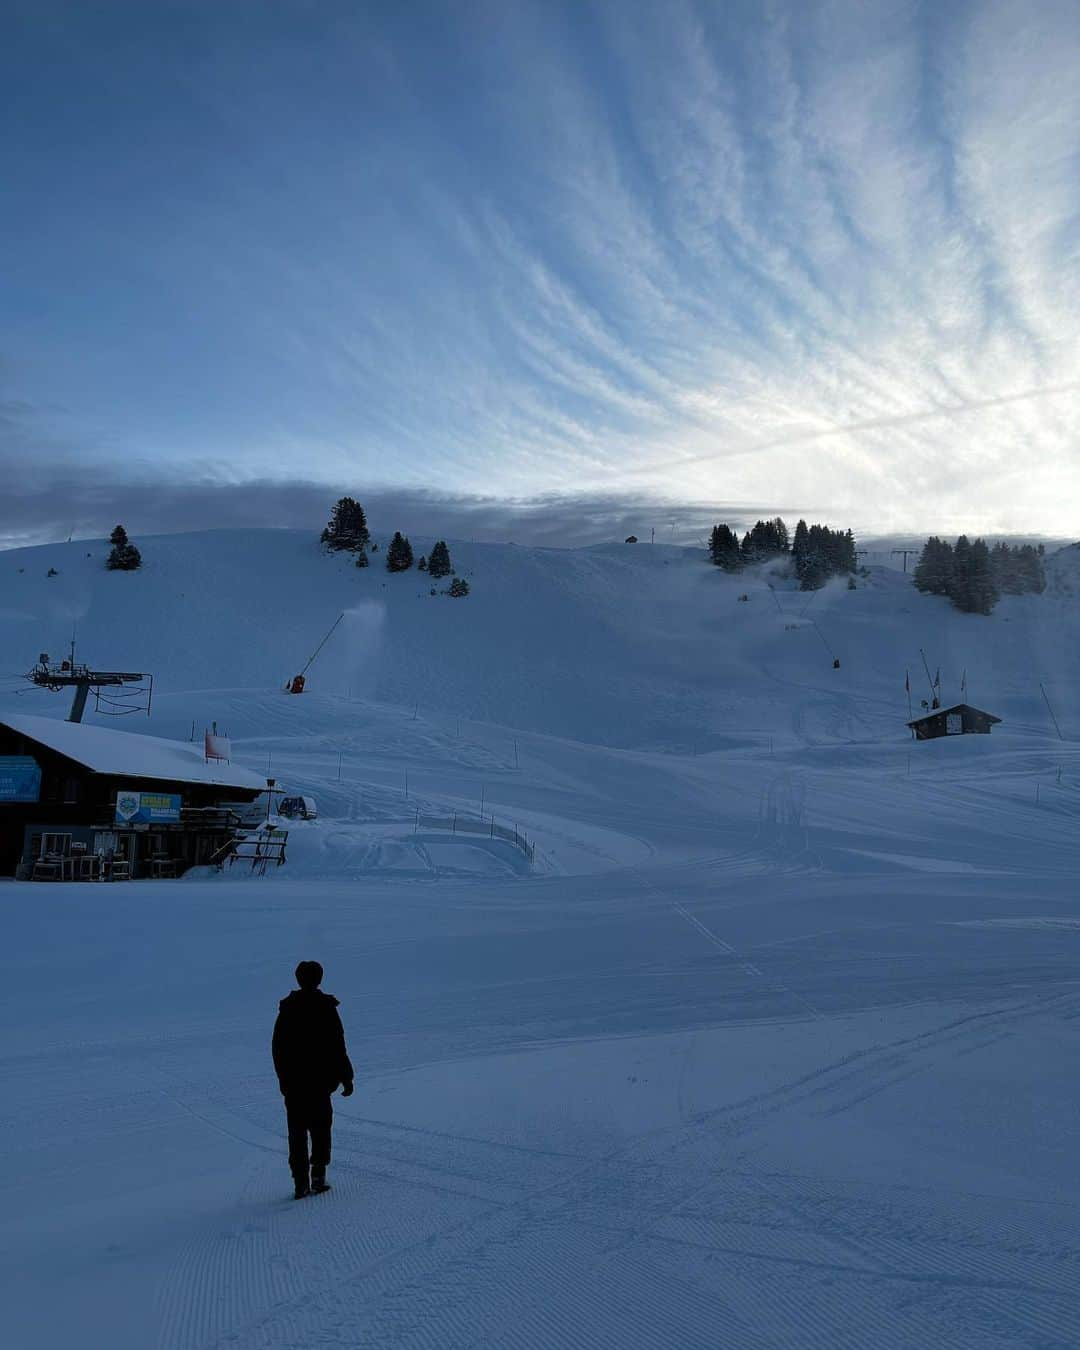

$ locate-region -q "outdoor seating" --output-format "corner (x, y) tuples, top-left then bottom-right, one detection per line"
(32, 853), (64, 882)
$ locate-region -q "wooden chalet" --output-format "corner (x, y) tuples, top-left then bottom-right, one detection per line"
(0, 714), (267, 880)
(907, 703), (1002, 741)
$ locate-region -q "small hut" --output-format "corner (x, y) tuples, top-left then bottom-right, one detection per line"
(0, 713), (267, 879)
(907, 703), (1001, 741)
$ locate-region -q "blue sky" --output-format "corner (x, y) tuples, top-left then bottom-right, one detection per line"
(2, 0), (1079, 545)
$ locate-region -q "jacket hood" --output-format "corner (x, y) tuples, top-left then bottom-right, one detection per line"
(279, 988), (340, 1010)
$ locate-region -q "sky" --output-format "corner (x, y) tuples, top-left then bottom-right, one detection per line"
(2, 0), (1079, 548)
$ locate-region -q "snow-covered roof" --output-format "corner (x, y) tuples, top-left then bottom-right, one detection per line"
(907, 703), (1001, 727)
(0, 714), (267, 792)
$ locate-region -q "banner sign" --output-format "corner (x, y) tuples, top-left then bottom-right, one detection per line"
(0, 756), (41, 802)
(115, 791), (182, 825)
(204, 730), (231, 763)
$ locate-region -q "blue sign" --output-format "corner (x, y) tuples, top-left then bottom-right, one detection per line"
(115, 791), (182, 825)
(0, 756), (41, 803)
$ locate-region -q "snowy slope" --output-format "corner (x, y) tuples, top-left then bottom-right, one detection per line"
(1, 527), (1077, 747)
(2, 529), (1080, 1349)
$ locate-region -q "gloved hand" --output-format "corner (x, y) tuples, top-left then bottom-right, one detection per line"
(341, 1081), (354, 1097)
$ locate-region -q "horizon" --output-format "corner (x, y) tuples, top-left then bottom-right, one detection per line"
(0, 511), (1073, 561)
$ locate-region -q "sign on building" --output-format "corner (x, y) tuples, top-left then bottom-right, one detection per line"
(205, 727), (231, 763)
(115, 791), (182, 825)
(0, 756), (41, 802)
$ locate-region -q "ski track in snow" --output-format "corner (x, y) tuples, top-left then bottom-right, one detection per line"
(3, 532), (1080, 1347)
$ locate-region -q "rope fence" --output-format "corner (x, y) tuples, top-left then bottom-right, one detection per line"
(414, 811), (535, 862)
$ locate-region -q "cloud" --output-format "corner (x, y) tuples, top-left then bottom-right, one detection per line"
(0, 458), (768, 550)
(3, 1), (1079, 535)
(0, 455), (1069, 557)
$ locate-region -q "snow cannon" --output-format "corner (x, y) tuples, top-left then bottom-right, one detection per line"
(284, 612), (344, 695)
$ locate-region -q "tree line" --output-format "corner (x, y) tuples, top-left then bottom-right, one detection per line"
(708, 517), (857, 590)
(321, 498), (468, 594)
(913, 536), (1045, 614)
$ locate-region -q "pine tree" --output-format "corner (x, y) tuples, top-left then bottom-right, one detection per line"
(952, 537), (997, 614)
(913, 537), (954, 596)
(792, 520), (810, 586)
(428, 540), (452, 579)
(708, 524), (741, 571)
(448, 577), (470, 598)
(321, 497), (370, 556)
(950, 535), (973, 609)
(800, 526), (828, 590)
(417, 555), (428, 572)
(841, 529), (857, 572)
(708, 525), (722, 566)
(992, 542), (1046, 595)
(741, 518), (790, 562)
(386, 531), (414, 572)
(1021, 544), (1046, 593)
(106, 524), (142, 571)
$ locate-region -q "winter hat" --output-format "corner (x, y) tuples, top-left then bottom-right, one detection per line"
(295, 960), (323, 990)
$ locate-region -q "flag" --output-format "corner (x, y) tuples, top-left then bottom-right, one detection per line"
(934, 667), (941, 688)
(961, 668), (967, 694)
(905, 670), (910, 693)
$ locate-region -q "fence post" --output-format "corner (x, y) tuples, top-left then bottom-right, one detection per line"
(490, 815), (495, 838)
(452, 812), (457, 834)
(414, 806), (419, 833)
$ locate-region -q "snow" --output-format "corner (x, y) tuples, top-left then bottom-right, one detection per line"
(0, 712), (268, 791)
(1, 528), (1080, 1348)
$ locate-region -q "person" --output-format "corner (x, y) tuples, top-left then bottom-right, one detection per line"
(272, 960), (354, 1198)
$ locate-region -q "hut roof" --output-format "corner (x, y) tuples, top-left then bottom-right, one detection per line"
(0, 713), (266, 792)
(906, 702), (1002, 730)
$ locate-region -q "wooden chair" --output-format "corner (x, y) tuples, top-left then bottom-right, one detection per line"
(32, 854), (63, 882)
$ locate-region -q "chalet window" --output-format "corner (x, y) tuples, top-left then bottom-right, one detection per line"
(63, 777), (79, 804)
(946, 713), (962, 734)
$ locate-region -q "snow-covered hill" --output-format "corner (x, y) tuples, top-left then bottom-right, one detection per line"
(4, 528), (1080, 1349)
(1, 527), (1077, 748)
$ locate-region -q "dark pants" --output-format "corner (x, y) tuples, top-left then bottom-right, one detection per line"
(284, 1091), (333, 1180)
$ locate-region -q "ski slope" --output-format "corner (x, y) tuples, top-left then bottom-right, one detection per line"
(2, 529), (1080, 1349)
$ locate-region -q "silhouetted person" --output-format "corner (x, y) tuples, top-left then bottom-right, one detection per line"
(272, 960), (354, 1198)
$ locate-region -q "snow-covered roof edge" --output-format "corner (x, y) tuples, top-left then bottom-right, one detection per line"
(0, 713), (267, 792)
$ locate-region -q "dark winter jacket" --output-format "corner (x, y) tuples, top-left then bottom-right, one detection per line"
(272, 989), (354, 1097)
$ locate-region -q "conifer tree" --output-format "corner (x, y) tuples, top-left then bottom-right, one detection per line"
(792, 520), (810, 585)
(428, 540), (453, 578)
(448, 577), (470, 597)
(952, 537), (998, 614)
(106, 524), (142, 571)
(991, 542), (1046, 595)
(913, 537), (954, 596)
(741, 518), (790, 562)
(708, 525), (741, 570)
(321, 497), (370, 556)
(386, 531), (414, 572)
(417, 555), (428, 571)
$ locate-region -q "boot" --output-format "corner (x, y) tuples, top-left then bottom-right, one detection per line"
(294, 1169), (311, 1200)
(310, 1168), (330, 1194)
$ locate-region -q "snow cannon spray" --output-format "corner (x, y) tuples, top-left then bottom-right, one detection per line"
(338, 603), (385, 701)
